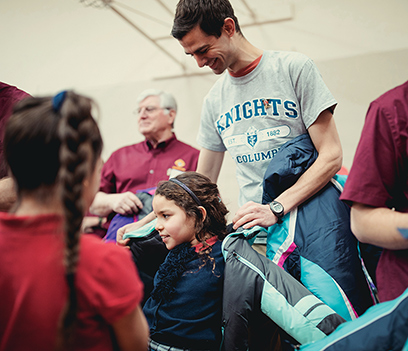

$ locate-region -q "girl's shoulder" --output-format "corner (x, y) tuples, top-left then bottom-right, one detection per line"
(76, 236), (144, 313)
(78, 235), (140, 284)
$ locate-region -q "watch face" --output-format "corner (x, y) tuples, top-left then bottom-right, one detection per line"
(271, 202), (283, 213)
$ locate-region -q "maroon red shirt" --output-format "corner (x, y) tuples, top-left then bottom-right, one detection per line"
(0, 212), (143, 350)
(100, 134), (199, 194)
(0, 82), (31, 178)
(341, 81), (408, 302)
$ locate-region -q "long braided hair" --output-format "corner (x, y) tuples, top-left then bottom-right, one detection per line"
(4, 90), (103, 349)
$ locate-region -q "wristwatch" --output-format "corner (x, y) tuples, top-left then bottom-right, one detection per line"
(269, 201), (284, 224)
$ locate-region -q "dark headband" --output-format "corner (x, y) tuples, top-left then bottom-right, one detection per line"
(52, 90), (67, 112)
(169, 178), (202, 206)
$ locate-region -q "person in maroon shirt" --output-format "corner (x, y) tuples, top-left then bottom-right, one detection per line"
(89, 89), (199, 221)
(340, 81), (408, 302)
(0, 82), (31, 211)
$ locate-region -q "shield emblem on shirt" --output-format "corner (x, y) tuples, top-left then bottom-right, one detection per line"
(246, 127), (258, 148)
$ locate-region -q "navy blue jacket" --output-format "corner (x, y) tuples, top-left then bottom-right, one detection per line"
(262, 134), (373, 320)
(143, 241), (224, 351)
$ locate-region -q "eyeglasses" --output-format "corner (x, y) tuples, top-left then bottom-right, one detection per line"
(134, 106), (171, 115)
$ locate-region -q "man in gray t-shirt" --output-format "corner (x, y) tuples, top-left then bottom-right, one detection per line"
(197, 50), (337, 211)
(170, 0), (342, 243)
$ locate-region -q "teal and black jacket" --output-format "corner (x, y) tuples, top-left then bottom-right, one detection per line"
(221, 226), (345, 350)
(299, 288), (408, 351)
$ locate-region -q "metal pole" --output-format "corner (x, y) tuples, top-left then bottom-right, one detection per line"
(108, 3), (186, 71)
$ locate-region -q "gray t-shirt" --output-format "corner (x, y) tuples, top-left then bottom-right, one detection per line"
(198, 50), (337, 207)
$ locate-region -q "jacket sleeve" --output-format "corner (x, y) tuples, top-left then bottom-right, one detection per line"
(222, 231), (345, 350)
(299, 288), (408, 351)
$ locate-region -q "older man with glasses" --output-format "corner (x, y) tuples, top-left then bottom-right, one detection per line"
(89, 89), (199, 222)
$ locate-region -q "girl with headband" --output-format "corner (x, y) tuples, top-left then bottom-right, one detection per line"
(143, 171), (228, 351)
(0, 91), (149, 350)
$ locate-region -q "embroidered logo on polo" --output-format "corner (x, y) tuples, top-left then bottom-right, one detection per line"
(167, 159), (186, 179)
(172, 159), (186, 171)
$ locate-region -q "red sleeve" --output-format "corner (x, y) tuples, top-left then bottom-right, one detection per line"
(99, 155), (116, 194)
(185, 147), (200, 172)
(78, 238), (144, 324)
(340, 101), (398, 207)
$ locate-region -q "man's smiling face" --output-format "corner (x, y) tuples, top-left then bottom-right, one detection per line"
(179, 24), (234, 75)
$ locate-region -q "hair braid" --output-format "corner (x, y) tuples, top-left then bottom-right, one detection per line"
(5, 91), (102, 350)
(56, 92), (101, 349)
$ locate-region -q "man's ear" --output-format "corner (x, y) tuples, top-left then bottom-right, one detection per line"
(167, 109), (176, 126)
(223, 17), (236, 37)
(198, 206), (207, 222)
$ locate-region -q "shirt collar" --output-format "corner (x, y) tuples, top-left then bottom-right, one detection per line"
(145, 133), (177, 150)
(194, 236), (219, 253)
(229, 54), (263, 78)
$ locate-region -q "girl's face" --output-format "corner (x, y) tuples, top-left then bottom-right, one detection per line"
(153, 194), (198, 250)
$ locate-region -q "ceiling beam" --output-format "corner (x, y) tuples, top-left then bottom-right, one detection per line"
(90, 0), (294, 78)
(155, 0), (174, 16)
(240, 0), (257, 21)
(107, 2), (186, 71)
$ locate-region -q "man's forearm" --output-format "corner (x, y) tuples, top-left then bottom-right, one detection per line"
(351, 203), (408, 250)
(0, 177), (17, 212)
(89, 192), (113, 217)
(274, 149), (342, 216)
(196, 148), (224, 183)
(233, 110), (343, 230)
(275, 109), (343, 214)
(232, 150), (342, 230)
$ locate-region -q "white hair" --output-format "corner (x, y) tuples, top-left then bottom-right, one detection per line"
(136, 89), (177, 113)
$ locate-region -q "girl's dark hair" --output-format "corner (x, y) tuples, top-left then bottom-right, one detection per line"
(4, 91), (103, 349)
(155, 172), (228, 244)
(171, 0), (241, 40)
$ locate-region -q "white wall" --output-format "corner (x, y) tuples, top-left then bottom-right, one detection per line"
(319, 48), (408, 170)
(2, 0), (408, 220)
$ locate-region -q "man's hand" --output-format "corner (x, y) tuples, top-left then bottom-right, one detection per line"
(232, 201), (278, 230)
(0, 177), (17, 212)
(81, 216), (106, 233)
(90, 191), (144, 217)
(110, 192), (143, 215)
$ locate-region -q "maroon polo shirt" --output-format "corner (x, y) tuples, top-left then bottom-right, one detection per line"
(100, 134), (199, 194)
(0, 83), (31, 178)
(341, 81), (408, 302)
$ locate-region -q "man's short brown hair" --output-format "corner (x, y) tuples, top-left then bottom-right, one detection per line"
(171, 0), (241, 40)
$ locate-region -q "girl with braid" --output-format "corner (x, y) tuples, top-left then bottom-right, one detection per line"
(0, 91), (149, 351)
(142, 172), (228, 351)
